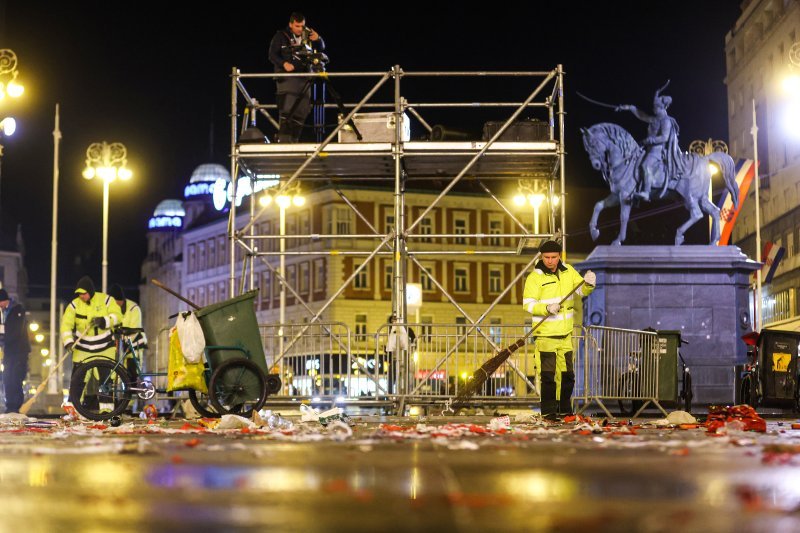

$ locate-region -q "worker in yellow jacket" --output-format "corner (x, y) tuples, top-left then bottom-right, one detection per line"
(522, 239), (595, 419)
(61, 276), (123, 368)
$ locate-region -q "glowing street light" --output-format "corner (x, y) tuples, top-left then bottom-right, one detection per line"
(0, 49), (25, 100)
(83, 142), (132, 293)
(29, 321), (40, 332)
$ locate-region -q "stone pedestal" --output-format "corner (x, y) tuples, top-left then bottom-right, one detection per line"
(575, 246), (759, 405)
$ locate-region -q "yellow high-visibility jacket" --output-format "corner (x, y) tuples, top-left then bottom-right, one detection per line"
(522, 260), (594, 337)
(120, 299), (147, 349)
(61, 293), (123, 362)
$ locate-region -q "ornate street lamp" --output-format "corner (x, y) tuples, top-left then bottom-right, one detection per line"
(82, 142), (132, 293)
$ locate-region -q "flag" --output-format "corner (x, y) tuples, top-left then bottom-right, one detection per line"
(718, 159), (756, 246)
(757, 241), (786, 284)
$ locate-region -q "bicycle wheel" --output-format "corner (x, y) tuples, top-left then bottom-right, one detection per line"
(209, 358), (267, 417)
(188, 389), (220, 418)
(69, 359), (132, 421)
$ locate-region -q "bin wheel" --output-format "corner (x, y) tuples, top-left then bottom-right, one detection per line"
(740, 373), (754, 407)
(209, 358), (267, 417)
(69, 359), (132, 421)
(681, 372), (693, 413)
(265, 374), (282, 395)
(188, 389), (220, 418)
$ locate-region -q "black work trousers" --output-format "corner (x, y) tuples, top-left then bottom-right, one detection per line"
(2, 353), (29, 413)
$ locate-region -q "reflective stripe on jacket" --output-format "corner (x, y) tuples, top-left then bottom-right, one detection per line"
(121, 299), (147, 349)
(522, 260), (594, 337)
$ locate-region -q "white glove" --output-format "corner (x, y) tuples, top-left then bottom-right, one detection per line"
(546, 303), (561, 315)
(584, 270), (596, 287)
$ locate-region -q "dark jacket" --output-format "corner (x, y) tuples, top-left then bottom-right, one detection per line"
(2, 300), (31, 356)
(268, 27), (326, 72)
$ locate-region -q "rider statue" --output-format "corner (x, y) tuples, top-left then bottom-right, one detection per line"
(615, 81), (685, 201)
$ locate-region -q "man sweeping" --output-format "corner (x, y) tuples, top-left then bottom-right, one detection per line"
(523, 239), (595, 420)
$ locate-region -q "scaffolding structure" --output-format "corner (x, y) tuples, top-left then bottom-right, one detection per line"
(227, 65), (568, 406)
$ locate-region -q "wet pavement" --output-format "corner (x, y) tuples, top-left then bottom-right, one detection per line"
(0, 410), (799, 532)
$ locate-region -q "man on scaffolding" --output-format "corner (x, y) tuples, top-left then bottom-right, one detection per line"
(268, 12), (326, 143)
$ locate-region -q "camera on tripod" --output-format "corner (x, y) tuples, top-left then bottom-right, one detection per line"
(282, 42), (329, 72)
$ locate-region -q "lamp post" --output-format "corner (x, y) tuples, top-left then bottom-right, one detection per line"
(513, 188), (546, 233)
(82, 142), (132, 293)
(750, 101), (763, 332)
(259, 189), (305, 358)
(0, 49), (25, 221)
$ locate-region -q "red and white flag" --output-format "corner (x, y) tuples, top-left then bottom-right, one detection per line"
(752, 241), (786, 284)
(718, 159), (755, 246)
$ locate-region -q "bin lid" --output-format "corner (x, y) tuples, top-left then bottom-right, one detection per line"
(195, 290), (258, 318)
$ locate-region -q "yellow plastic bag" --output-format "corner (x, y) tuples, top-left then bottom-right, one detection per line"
(167, 326), (208, 393)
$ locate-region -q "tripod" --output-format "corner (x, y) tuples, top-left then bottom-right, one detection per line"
(281, 73), (362, 143)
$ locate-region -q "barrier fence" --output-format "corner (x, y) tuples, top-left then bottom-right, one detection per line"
(143, 322), (663, 417)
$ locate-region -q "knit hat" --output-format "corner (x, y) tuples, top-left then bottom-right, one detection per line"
(74, 276), (96, 298)
(539, 239), (562, 254)
(108, 283), (125, 301)
(0, 288), (8, 302)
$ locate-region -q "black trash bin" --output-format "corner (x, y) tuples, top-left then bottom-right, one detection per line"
(757, 329), (800, 407)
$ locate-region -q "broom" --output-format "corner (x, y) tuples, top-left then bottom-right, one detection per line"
(448, 280), (585, 411)
(20, 325), (92, 415)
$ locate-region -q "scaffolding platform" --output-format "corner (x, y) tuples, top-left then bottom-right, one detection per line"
(238, 141), (559, 180)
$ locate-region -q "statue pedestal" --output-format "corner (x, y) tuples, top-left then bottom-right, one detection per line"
(575, 246), (759, 405)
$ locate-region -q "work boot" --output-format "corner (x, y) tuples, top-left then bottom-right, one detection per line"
(277, 118), (293, 143)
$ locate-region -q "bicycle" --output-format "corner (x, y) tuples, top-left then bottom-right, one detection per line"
(69, 326), (274, 421)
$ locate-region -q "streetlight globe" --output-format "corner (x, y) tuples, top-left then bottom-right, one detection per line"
(34, 333), (45, 343)
(98, 166), (116, 182)
(29, 322), (40, 332)
(6, 80), (23, 98)
(41, 348), (49, 357)
(708, 163), (720, 176)
(259, 194), (273, 207)
(118, 167), (132, 180)
(782, 74), (800, 94)
(529, 193), (545, 208)
(551, 194), (560, 207)
(292, 195), (306, 207)
(276, 194), (291, 209)
(82, 167), (96, 180)
(513, 194), (526, 206)
(1, 117), (15, 136)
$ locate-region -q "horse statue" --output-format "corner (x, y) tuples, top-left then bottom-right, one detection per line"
(581, 122), (739, 246)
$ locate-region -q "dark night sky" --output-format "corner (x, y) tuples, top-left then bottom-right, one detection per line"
(1, 1), (742, 300)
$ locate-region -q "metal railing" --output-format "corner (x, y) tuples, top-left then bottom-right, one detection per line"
(573, 325), (667, 418)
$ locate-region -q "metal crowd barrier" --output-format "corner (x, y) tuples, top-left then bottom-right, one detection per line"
(573, 325), (667, 418)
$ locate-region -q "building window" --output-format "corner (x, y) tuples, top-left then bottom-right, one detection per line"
(384, 264), (393, 290)
(454, 216), (467, 245)
(188, 287), (197, 305)
(489, 317), (502, 345)
(355, 314), (368, 336)
(299, 210), (310, 236)
(208, 238), (217, 268)
(420, 216), (433, 242)
(217, 235), (227, 265)
(353, 262), (369, 290)
(187, 244), (197, 273)
(287, 214), (298, 249)
(314, 259), (325, 292)
(420, 316), (433, 342)
(261, 270), (271, 306)
(786, 231), (794, 258)
(208, 283), (216, 305)
(287, 264), (297, 292)
(299, 262), (309, 293)
(198, 241), (206, 271)
(419, 263), (434, 292)
(218, 281), (227, 302)
(263, 221), (274, 252)
(385, 212), (395, 234)
(328, 206), (352, 235)
(489, 218), (503, 246)
(198, 286), (206, 307)
(456, 316), (468, 337)
(454, 267), (468, 292)
(489, 267), (502, 293)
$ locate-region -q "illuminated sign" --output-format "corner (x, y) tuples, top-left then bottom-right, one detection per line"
(415, 370), (445, 380)
(148, 216), (183, 229)
(184, 182), (214, 198)
(213, 174), (281, 211)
